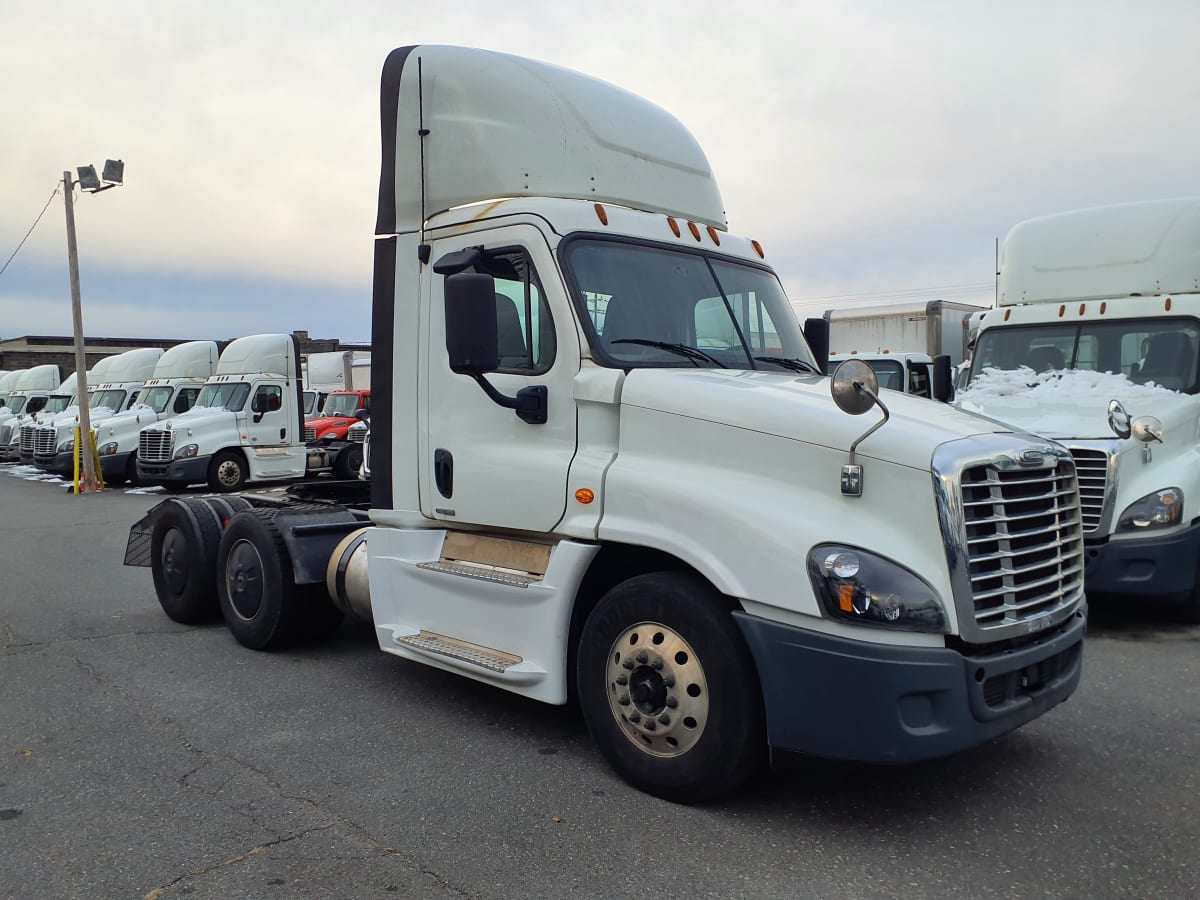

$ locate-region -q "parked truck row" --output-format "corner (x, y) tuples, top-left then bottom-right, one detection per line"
(123, 46), (1087, 803)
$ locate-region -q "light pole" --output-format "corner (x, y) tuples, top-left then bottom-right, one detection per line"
(62, 159), (123, 493)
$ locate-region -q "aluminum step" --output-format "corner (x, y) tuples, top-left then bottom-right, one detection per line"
(393, 630), (523, 673)
(416, 559), (541, 587)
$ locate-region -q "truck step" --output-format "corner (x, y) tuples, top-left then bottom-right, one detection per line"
(393, 630), (522, 673)
(416, 560), (539, 587)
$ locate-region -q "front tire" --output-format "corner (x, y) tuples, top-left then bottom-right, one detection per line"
(576, 571), (766, 803)
(208, 450), (248, 492)
(333, 445), (363, 480)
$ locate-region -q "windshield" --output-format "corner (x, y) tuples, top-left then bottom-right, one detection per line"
(970, 317), (1200, 393)
(321, 393), (364, 417)
(563, 239), (817, 371)
(90, 389), (128, 411)
(43, 395), (71, 414)
(6, 396), (27, 414)
(194, 382), (250, 412)
(141, 386), (174, 414)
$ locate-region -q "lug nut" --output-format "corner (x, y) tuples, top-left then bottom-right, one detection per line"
(636, 651), (648, 664)
(616, 675), (628, 686)
(618, 694), (630, 706)
(658, 714), (670, 726)
(663, 677), (675, 688)
(665, 697), (678, 708)
(651, 659), (663, 670)
(629, 712), (641, 723)
(622, 659), (634, 670)
(644, 720), (656, 731)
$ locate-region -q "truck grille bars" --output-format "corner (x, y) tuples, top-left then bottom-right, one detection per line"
(303, 427), (317, 442)
(20, 425), (37, 455)
(935, 437), (1086, 643)
(32, 426), (57, 457)
(1065, 447), (1111, 534)
(140, 429), (172, 463)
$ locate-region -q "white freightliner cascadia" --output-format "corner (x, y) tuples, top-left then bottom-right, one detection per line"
(0, 365), (62, 461)
(958, 198), (1200, 621)
(128, 46), (1089, 802)
(30, 348), (162, 475)
(0, 370), (25, 419)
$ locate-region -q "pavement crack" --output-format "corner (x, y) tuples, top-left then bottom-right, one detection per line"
(142, 824), (336, 899)
(0, 628), (195, 656)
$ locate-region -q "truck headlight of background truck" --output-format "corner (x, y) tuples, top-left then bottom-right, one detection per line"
(808, 545), (948, 633)
(98, 441), (118, 456)
(1117, 488), (1183, 531)
(174, 443), (199, 460)
(58, 437), (74, 453)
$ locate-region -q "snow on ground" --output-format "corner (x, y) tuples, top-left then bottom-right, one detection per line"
(123, 486), (166, 495)
(958, 366), (1180, 404)
(4, 464), (64, 483)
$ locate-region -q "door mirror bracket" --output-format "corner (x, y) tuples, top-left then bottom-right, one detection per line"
(472, 376), (547, 425)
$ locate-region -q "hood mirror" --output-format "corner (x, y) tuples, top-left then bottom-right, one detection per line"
(1107, 399), (1131, 439)
(830, 360), (891, 497)
(1131, 415), (1163, 444)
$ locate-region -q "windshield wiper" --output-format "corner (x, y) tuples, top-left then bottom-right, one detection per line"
(611, 339), (728, 368)
(754, 355), (821, 374)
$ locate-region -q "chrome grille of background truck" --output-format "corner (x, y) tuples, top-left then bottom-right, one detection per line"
(33, 426), (57, 456)
(1064, 445), (1117, 535)
(139, 430), (172, 463)
(303, 427), (317, 442)
(0, 424), (10, 446)
(934, 437), (1086, 644)
(19, 425), (36, 454)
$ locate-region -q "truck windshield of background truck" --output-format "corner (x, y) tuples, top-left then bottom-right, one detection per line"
(303, 390), (319, 416)
(834, 358), (904, 391)
(89, 389), (128, 411)
(321, 393), (369, 417)
(193, 382), (251, 412)
(970, 317), (1200, 392)
(563, 239), (816, 371)
(42, 395), (72, 415)
(5, 396), (27, 415)
(141, 386), (201, 415)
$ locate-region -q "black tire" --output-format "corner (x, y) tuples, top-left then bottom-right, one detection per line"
(205, 495), (254, 528)
(216, 509), (340, 650)
(124, 454), (141, 487)
(576, 571), (766, 803)
(150, 499), (223, 624)
(208, 450), (248, 492)
(332, 445), (363, 480)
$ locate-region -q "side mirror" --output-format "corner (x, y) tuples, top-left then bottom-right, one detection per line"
(251, 393), (265, 413)
(355, 408), (369, 420)
(932, 355), (954, 403)
(445, 272), (500, 375)
(803, 318), (830, 375)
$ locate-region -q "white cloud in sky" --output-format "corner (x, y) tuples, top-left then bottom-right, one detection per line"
(1, 0), (1198, 341)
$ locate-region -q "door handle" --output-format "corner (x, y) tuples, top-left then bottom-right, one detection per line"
(434, 448), (453, 498)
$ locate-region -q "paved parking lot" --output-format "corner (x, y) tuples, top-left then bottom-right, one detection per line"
(1, 469), (1198, 899)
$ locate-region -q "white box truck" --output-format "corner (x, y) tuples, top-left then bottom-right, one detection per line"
(89, 341), (220, 485)
(825, 299), (985, 368)
(957, 198), (1200, 621)
(126, 45), (1087, 802)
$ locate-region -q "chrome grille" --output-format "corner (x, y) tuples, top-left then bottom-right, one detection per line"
(961, 460), (1084, 631)
(347, 427), (366, 443)
(303, 427), (316, 442)
(1068, 448), (1109, 533)
(33, 426), (57, 456)
(0, 424), (10, 445)
(139, 429), (172, 463)
(19, 424), (36, 454)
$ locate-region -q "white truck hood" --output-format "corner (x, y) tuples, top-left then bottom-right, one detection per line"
(956, 369), (1192, 440)
(620, 369), (1011, 470)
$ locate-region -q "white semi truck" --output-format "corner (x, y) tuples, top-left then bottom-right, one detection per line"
(0, 370), (22, 413)
(137, 334), (362, 491)
(958, 197), (1200, 621)
(89, 341), (220, 485)
(0, 365), (62, 461)
(126, 45), (1087, 801)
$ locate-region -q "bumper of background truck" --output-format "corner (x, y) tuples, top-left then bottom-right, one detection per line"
(34, 451), (74, 475)
(137, 454), (211, 485)
(98, 450), (134, 482)
(1083, 522), (1200, 597)
(733, 606), (1086, 763)
(0, 444), (20, 462)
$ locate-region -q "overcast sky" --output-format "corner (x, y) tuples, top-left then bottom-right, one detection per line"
(1, 0), (1197, 344)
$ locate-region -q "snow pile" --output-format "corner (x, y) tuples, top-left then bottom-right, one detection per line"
(959, 367), (1180, 404)
(5, 465), (63, 483)
(124, 485), (165, 495)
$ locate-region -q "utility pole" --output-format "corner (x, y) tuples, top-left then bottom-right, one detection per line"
(62, 170), (98, 492)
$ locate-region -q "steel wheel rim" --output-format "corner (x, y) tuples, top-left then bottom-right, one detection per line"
(226, 538), (265, 620)
(216, 460), (242, 487)
(605, 621), (709, 758)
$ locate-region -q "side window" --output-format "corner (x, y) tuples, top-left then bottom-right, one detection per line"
(361, 395), (370, 412)
(253, 384), (283, 413)
(174, 388), (200, 414)
(27, 396), (46, 414)
(484, 249), (556, 375)
(126, 390), (140, 410)
(908, 363), (931, 398)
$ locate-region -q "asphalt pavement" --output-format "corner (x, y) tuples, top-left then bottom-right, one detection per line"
(1, 468), (1198, 899)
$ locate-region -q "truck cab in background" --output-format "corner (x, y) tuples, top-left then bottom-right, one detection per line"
(0, 365), (62, 461)
(826, 350), (937, 397)
(957, 198), (1200, 620)
(0, 370), (21, 414)
(93, 341), (219, 485)
(303, 350), (369, 421)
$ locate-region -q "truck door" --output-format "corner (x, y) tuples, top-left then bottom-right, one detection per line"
(246, 380), (303, 477)
(422, 226), (579, 532)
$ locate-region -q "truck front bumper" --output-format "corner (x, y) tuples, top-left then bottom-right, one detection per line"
(734, 606), (1086, 764)
(33, 451), (74, 475)
(137, 454), (211, 486)
(0, 444), (20, 462)
(98, 450), (134, 482)
(1083, 522), (1200, 598)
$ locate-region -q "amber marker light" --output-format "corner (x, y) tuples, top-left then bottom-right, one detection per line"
(1058, 305), (1066, 317)
(687, 221), (701, 241)
(1166, 297), (1173, 311)
(838, 583), (855, 613)
(1100, 302), (1107, 314)
(667, 217), (681, 237)
(1004, 309), (1011, 321)
(706, 225), (721, 245)
(575, 488), (595, 505)
(594, 203), (608, 226)
(751, 239), (765, 258)
(1079, 303), (1086, 315)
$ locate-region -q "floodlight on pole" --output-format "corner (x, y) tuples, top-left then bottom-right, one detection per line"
(62, 158), (125, 494)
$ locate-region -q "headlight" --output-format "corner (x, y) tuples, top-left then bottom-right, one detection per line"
(807, 545), (948, 633)
(320, 430), (339, 439)
(58, 438), (75, 452)
(98, 442), (118, 456)
(174, 443), (199, 460)
(1117, 488), (1183, 532)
